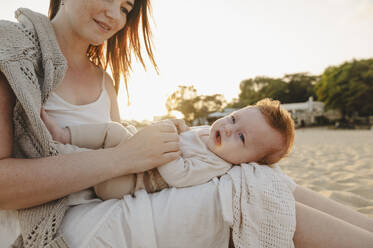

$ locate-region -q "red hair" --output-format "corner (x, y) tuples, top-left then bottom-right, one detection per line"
(255, 98), (295, 166)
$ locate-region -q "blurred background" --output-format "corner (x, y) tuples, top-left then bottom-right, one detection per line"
(2, 0), (373, 126)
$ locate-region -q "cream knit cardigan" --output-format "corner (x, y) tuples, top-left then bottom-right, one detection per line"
(0, 8), (83, 248)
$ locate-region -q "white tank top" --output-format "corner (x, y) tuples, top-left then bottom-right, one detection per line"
(44, 70), (111, 206)
(44, 70), (111, 128)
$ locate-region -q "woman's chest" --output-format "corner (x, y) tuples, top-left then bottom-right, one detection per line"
(53, 68), (103, 106)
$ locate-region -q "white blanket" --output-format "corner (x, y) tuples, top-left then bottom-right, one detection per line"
(2, 163), (296, 248)
(228, 163), (296, 248)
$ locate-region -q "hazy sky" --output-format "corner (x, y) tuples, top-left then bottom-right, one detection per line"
(1, 0), (373, 120)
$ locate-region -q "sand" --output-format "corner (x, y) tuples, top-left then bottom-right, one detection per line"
(1, 128), (373, 246)
(278, 127), (373, 219)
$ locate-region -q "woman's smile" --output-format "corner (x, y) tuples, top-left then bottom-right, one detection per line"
(93, 18), (112, 32)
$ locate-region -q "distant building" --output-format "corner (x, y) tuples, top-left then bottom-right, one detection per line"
(206, 108), (236, 124)
(281, 97), (324, 127)
(206, 97), (345, 127)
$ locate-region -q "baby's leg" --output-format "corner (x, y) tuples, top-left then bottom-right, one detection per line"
(95, 122), (138, 199)
(94, 174), (136, 200)
(293, 202), (373, 248)
(294, 185), (373, 233)
(68, 121), (133, 149)
(104, 121), (134, 148)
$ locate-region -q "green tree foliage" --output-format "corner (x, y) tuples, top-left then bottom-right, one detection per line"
(231, 73), (317, 108)
(315, 59), (373, 117)
(166, 85), (226, 125)
(283, 73), (319, 103)
(165, 85), (197, 123)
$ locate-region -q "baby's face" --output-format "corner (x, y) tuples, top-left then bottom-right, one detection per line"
(206, 107), (284, 164)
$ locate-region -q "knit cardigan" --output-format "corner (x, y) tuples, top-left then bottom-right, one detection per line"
(0, 8), (86, 248)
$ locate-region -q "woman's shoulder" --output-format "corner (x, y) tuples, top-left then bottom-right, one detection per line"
(101, 70), (116, 94)
(0, 17), (34, 41)
(0, 19), (37, 62)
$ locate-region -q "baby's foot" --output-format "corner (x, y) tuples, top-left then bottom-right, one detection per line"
(40, 107), (70, 144)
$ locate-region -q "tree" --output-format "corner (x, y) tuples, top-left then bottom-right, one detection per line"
(165, 85), (197, 123)
(230, 73), (319, 108)
(193, 94), (226, 125)
(315, 59), (373, 117)
(283, 73), (319, 103)
(166, 85), (226, 125)
(234, 76), (287, 106)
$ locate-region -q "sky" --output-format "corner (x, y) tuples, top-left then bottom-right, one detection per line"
(1, 0), (373, 120)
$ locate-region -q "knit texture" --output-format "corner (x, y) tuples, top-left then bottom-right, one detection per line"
(0, 8), (87, 248)
(228, 163), (296, 248)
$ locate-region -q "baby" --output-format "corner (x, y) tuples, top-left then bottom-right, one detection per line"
(43, 98), (294, 200)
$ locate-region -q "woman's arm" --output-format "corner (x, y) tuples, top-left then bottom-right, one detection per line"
(0, 73), (120, 209)
(0, 73), (180, 210)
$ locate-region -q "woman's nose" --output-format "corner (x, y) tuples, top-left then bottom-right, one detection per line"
(105, 3), (121, 21)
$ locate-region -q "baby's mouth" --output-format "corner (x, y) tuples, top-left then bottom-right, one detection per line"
(215, 130), (221, 146)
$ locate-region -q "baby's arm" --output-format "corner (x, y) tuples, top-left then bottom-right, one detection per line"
(158, 156), (232, 188)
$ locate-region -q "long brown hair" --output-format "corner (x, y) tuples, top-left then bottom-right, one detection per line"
(48, 0), (158, 102)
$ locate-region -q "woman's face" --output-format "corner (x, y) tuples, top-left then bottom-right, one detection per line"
(62, 0), (135, 45)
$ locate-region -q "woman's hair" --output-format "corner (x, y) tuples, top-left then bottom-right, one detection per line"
(254, 98), (295, 166)
(48, 0), (157, 102)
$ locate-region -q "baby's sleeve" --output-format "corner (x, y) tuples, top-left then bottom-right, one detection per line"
(158, 156), (232, 188)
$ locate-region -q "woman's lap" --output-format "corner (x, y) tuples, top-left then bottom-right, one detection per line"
(60, 179), (231, 248)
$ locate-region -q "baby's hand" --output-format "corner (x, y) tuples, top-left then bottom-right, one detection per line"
(169, 119), (190, 134)
(40, 107), (71, 144)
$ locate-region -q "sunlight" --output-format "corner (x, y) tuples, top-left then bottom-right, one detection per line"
(1, 0), (372, 121)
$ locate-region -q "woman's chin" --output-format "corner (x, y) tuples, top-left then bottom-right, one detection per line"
(90, 40), (105, 46)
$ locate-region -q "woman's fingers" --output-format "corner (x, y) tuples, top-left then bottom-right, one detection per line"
(161, 133), (180, 143)
(162, 150), (181, 161)
(163, 141), (180, 153)
(114, 121), (182, 174)
(155, 119), (190, 134)
(153, 119), (178, 133)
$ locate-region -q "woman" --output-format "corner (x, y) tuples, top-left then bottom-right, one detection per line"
(0, 0), (372, 247)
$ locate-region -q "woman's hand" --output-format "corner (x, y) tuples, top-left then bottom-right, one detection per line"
(113, 120), (181, 174)
(40, 107), (71, 144)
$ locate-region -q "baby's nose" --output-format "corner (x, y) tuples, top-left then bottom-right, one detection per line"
(224, 126), (232, 136)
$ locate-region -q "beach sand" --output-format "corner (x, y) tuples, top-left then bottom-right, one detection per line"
(1, 128), (372, 246)
(278, 127), (373, 219)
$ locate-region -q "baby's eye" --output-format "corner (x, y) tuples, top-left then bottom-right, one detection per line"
(121, 7), (129, 15)
(239, 133), (245, 144)
(231, 115), (236, 124)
